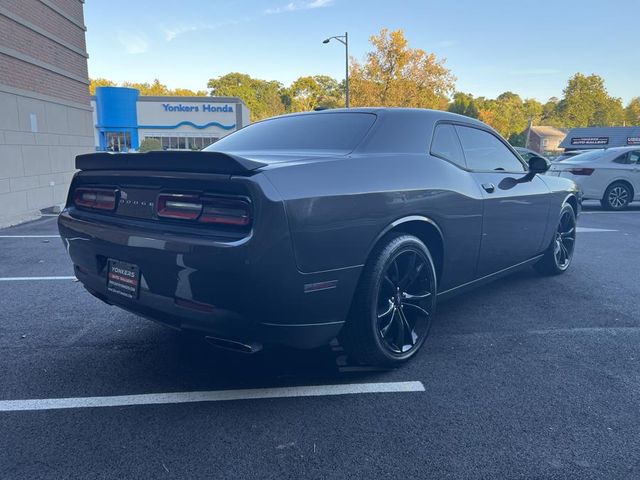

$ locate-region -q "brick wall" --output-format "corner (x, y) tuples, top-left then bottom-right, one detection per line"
(0, 0), (91, 226)
(0, 15), (88, 79)
(0, 53), (88, 105)
(0, 0), (86, 51)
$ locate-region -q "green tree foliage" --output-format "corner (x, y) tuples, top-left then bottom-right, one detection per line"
(92, 68), (636, 137)
(540, 97), (561, 126)
(89, 78), (206, 96)
(556, 73), (625, 127)
(469, 92), (537, 143)
(138, 137), (162, 152)
(207, 73), (286, 121)
(625, 97), (640, 125)
(286, 75), (344, 112)
(448, 92), (479, 118)
(350, 29), (455, 109)
(450, 73), (631, 146)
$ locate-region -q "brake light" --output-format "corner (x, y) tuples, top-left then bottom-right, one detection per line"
(199, 196), (251, 226)
(74, 188), (117, 210)
(566, 168), (595, 176)
(156, 193), (251, 227)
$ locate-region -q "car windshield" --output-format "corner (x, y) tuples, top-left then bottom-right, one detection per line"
(206, 112), (377, 154)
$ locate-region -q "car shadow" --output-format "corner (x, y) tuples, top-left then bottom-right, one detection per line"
(581, 200), (640, 212)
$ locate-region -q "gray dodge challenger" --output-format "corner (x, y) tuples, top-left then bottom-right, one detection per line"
(58, 108), (580, 366)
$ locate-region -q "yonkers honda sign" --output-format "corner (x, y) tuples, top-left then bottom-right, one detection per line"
(571, 136), (609, 146)
(161, 103), (234, 113)
(627, 137), (640, 145)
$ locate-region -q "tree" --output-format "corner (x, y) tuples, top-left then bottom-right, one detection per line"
(556, 73), (625, 127)
(122, 79), (170, 96)
(89, 78), (116, 95)
(448, 92), (479, 118)
(625, 97), (640, 125)
(138, 137), (162, 152)
(172, 88), (207, 96)
(207, 73), (286, 121)
(287, 75), (344, 112)
(540, 97), (561, 126)
(349, 29), (455, 109)
(90, 78), (206, 97)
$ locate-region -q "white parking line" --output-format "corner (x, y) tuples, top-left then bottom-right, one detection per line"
(0, 235), (59, 238)
(576, 227), (618, 233)
(0, 276), (76, 282)
(0, 381), (425, 412)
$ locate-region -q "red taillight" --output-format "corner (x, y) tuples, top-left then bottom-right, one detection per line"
(74, 188), (117, 211)
(157, 194), (202, 220)
(199, 196), (251, 226)
(566, 168), (595, 176)
(156, 193), (251, 227)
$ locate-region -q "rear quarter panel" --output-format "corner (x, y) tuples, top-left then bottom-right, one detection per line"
(263, 154), (485, 291)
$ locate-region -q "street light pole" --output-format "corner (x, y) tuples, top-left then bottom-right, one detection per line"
(323, 32), (349, 108)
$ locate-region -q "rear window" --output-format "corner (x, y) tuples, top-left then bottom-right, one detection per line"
(566, 150), (607, 162)
(207, 112), (376, 154)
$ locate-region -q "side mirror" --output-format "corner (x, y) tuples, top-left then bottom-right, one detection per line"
(528, 155), (550, 174)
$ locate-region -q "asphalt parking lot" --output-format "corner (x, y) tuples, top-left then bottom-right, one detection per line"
(1, 202), (639, 479)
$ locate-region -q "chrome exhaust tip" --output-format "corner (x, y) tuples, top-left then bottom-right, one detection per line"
(204, 336), (263, 354)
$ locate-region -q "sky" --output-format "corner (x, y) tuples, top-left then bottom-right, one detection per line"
(84, 0), (639, 104)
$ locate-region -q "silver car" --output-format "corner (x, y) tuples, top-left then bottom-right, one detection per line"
(547, 147), (640, 210)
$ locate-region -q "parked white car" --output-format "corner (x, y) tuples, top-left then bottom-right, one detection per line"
(547, 147), (640, 210)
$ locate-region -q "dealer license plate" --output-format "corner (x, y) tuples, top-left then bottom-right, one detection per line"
(107, 259), (140, 300)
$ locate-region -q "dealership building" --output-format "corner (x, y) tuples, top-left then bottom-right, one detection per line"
(91, 87), (250, 152)
(0, 0), (93, 227)
(560, 126), (640, 151)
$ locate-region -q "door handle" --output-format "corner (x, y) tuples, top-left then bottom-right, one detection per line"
(482, 183), (495, 193)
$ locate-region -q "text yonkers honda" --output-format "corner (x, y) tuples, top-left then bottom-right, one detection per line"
(58, 109), (580, 366)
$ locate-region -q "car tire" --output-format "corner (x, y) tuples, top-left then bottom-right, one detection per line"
(534, 203), (576, 276)
(602, 182), (632, 210)
(340, 233), (437, 367)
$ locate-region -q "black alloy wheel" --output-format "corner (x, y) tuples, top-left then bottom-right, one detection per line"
(553, 207), (576, 270)
(342, 233), (437, 366)
(535, 203), (576, 275)
(376, 249), (433, 354)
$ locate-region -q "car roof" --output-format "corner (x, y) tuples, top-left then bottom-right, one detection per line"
(259, 108), (496, 154)
(562, 146), (639, 163)
(271, 107), (486, 124)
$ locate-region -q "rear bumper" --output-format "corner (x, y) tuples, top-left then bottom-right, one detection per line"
(58, 211), (361, 349)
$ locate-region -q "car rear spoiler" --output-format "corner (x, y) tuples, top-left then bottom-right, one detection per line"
(75, 151), (267, 175)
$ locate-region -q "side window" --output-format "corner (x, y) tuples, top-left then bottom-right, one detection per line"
(430, 124), (466, 168)
(455, 125), (526, 172)
(613, 153), (630, 164)
(629, 151), (640, 164)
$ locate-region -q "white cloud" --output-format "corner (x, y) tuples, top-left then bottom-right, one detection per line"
(436, 40), (457, 48)
(265, 0), (335, 15)
(161, 19), (243, 42)
(117, 31), (149, 54)
(509, 68), (561, 76)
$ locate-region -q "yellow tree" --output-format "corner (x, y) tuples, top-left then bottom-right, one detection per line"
(626, 97), (640, 125)
(350, 29), (455, 109)
(89, 78), (116, 95)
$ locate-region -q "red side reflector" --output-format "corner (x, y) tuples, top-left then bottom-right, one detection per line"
(157, 194), (202, 220)
(566, 168), (595, 176)
(74, 188), (117, 211)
